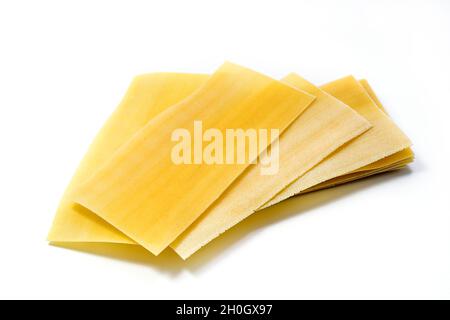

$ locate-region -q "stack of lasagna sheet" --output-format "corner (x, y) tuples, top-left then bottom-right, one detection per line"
(48, 62), (413, 259)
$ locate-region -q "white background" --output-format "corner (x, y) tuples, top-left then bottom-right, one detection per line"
(0, 0), (449, 299)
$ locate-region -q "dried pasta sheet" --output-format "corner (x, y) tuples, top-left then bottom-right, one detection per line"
(171, 74), (371, 259)
(48, 73), (209, 244)
(303, 79), (414, 192)
(355, 79), (414, 171)
(71, 63), (315, 255)
(263, 76), (412, 208)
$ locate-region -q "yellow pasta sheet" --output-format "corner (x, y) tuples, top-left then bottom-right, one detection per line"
(48, 73), (209, 244)
(263, 76), (412, 208)
(305, 79), (414, 192)
(356, 79), (414, 171)
(71, 63), (315, 255)
(171, 74), (371, 259)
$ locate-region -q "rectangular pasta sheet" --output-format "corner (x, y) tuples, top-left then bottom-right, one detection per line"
(71, 63), (315, 255)
(304, 79), (414, 192)
(263, 76), (412, 208)
(48, 73), (209, 244)
(356, 79), (414, 171)
(171, 74), (371, 259)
